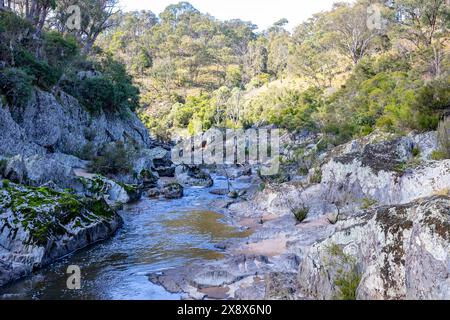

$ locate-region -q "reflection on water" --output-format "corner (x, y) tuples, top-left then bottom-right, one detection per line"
(165, 210), (252, 241)
(0, 176), (251, 300)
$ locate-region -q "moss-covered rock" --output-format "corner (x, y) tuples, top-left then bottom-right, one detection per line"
(0, 182), (122, 287)
(78, 174), (142, 206)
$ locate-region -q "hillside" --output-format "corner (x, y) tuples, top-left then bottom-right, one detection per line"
(98, 1), (449, 145)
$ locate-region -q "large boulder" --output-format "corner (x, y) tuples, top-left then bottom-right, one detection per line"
(3, 153), (87, 189)
(321, 155), (450, 208)
(297, 196), (450, 300)
(175, 165), (213, 187)
(0, 182), (122, 287)
(162, 183), (184, 199)
(78, 174), (142, 206)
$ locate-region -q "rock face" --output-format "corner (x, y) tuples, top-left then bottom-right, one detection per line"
(0, 89), (162, 187)
(297, 196), (450, 300)
(0, 87), (162, 288)
(220, 131), (450, 300)
(321, 134), (450, 208)
(0, 182), (122, 287)
(4, 153), (87, 188)
(231, 131), (450, 220)
(6, 90), (153, 156)
(0, 103), (45, 157)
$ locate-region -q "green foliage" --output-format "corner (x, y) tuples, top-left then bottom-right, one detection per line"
(244, 86), (322, 131)
(291, 206), (309, 223)
(361, 197), (378, 209)
(89, 142), (136, 175)
(317, 53), (445, 144)
(14, 50), (60, 90)
(310, 168), (322, 184)
(431, 150), (448, 161)
(62, 55), (140, 114)
(334, 268), (361, 300)
(0, 10), (33, 63)
(326, 243), (361, 300)
(42, 31), (79, 69)
(0, 67), (33, 106)
(258, 183), (266, 191)
(76, 76), (116, 112)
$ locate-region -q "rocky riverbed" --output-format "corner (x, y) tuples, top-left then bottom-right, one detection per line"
(1, 87), (449, 300)
(149, 131), (450, 300)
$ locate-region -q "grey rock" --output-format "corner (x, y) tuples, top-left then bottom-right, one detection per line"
(411, 131), (438, 160)
(6, 89), (154, 157)
(175, 165), (213, 187)
(297, 196), (450, 300)
(192, 270), (243, 288)
(4, 153), (86, 189)
(265, 272), (298, 300)
(147, 188), (160, 198)
(162, 183), (184, 199)
(0, 183), (122, 287)
(0, 103), (44, 157)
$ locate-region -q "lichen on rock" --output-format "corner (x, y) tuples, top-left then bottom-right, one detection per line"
(0, 181), (122, 287)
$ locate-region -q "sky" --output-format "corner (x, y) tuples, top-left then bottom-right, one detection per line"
(119, 0), (353, 31)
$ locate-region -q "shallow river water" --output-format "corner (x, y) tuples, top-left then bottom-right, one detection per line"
(0, 176), (251, 300)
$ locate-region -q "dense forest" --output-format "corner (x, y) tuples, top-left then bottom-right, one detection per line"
(1, 0), (449, 148)
(97, 0), (449, 147)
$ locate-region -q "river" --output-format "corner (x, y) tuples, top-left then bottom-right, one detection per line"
(0, 176), (251, 300)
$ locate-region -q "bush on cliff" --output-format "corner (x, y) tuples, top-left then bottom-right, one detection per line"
(0, 67), (33, 106)
(61, 55), (140, 114)
(89, 141), (136, 176)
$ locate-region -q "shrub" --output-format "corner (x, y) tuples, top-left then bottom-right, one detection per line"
(0, 67), (33, 106)
(334, 268), (361, 300)
(412, 146), (421, 158)
(291, 206), (309, 223)
(75, 76), (116, 113)
(310, 168), (322, 184)
(77, 142), (97, 161)
(326, 243), (361, 300)
(431, 150), (448, 161)
(89, 141), (136, 175)
(433, 188), (450, 196)
(0, 11), (33, 63)
(361, 197), (378, 209)
(15, 50), (59, 90)
(43, 31), (79, 68)
(2, 179), (10, 188)
(61, 56), (139, 114)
